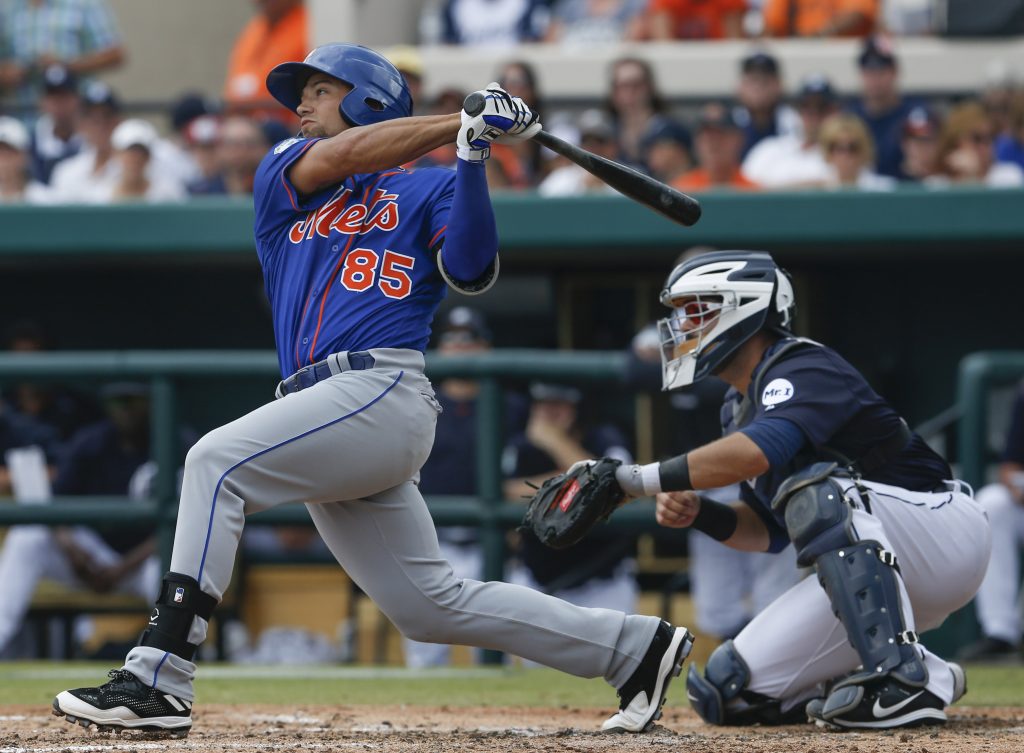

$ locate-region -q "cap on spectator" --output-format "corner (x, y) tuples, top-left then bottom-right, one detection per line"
(43, 64), (78, 94)
(171, 92), (213, 132)
(440, 306), (491, 343)
(858, 35), (897, 70)
(641, 117), (692, 153)
(529, 382), (583, 404)
(741, 51), (780, 76)
(902, 106), (941, 139)
(696, 101), (741, 131)
(384, 45), (424, 80)
(577, 108), (614, 142)
(82, 81), (120, 111)
(797, 74), (836, 102)
(0, 116), (29, 151)
(185, 114), (222, 146)
(259, 118), (291, 147)
(112, 119), (159, 152)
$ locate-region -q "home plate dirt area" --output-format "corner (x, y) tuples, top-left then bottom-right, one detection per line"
(1, 705), (1022, 753)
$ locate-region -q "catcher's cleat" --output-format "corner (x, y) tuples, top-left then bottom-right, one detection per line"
(52, 669), (192, 737)
(602, 620), (694, 733)
(805, 663), (966, 731)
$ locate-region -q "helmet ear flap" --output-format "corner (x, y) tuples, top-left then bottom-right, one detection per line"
(771, 267), (796, 330)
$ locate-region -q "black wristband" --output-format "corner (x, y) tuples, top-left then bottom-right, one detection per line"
(658, 453), (692, 492)
(691, 496), (739, 542)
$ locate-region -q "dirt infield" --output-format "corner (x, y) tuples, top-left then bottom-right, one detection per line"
(3, 704), (1022, 753)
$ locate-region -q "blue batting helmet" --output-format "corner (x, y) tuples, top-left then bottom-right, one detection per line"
(266, 43), (413, 127)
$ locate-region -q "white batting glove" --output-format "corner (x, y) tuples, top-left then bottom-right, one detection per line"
(457, 83), (540, 162)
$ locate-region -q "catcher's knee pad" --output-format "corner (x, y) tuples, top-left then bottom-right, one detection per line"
(138, 572), (218, 661)
(686, 641), (799, 726)
(771, 462), (856, 567)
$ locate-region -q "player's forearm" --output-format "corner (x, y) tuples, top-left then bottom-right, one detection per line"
(318, 114), (461, 185)
(66, 46), (125, 75)
(440, 159), (497, 282)
(722, 503), (771, 552)
(685, 433), (770, 489)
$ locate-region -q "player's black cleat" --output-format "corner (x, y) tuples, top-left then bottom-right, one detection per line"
(602, 620), (694, 733)
(806, 663), (966, 731)
(52, 669), (192, 737)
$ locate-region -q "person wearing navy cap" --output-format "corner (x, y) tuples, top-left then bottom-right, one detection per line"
(733, 51), (800, 158)
(850, 35), (924, 180)
(900, 105), (943, 183)
(49, 81), (123, 202)
(30, 64), (83, 184)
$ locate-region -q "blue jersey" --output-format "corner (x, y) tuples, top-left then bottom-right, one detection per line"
(253, 137), (457, 378)
(721, 338), (951, 550)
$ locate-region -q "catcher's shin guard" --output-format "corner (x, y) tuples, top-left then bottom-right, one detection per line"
(773, 464), (927, 691)
(138, 572), (218, 661)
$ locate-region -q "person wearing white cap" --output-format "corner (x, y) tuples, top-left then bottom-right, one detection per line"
(0, 116), (51, 204)
(107, 118), (186, 202)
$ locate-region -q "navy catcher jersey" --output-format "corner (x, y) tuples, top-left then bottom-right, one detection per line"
(254, 137), (457, 378)
(722, 338), (951, 547)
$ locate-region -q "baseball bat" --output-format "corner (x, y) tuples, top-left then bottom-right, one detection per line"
(463, 92), (702, 227)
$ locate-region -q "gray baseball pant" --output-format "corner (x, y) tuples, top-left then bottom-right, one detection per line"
(122, 349), (659, 699)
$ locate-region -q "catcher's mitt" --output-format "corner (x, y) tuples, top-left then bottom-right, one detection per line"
(520, 457), (626, 549)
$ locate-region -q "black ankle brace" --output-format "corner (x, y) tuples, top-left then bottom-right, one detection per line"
(138, 572), (218, 661)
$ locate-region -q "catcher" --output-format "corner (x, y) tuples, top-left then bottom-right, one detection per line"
(525, 250), (990, 730)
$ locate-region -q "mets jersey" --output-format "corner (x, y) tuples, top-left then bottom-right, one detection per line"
(253, 136), (457, 378)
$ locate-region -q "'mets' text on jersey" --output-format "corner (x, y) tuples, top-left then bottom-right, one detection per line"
(254, 137), (455, 377)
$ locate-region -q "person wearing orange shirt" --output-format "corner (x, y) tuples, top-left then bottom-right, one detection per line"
(224, 0), (308, 118)
(762, 0), (878, 38)
(638, 0), (746, 40)
(673, 102), (759, 192)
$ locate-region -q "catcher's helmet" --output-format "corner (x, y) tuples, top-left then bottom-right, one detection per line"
(658, 251), (795, 390)
(266, 43), (412, 127)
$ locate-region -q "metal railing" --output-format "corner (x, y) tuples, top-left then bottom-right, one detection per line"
(0, 350), (660, 583)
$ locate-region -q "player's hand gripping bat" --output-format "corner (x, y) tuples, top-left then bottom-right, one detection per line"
(463, 92), (702, 227)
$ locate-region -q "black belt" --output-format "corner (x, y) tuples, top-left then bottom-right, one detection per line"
(276, 351), (376, 397)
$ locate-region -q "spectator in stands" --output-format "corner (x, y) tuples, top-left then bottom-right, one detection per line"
(504, 383), (638, 615)
(106, 119), (187, 203)
(995, 93), (1024, 171)
(218, 115), (272, 195)
(410, 88), (464, 171)
(957, 383), (1024, 662)
(49, 81), (121, 203)
(0, 398), (58, 497)
(633, 0), (745, 39)
(184, 116), (226, 196)
(436, 0), (551, 46)
(403, 307), (528, 667)
(732, 51), (800, 159)
(546, 0), (647, 46)
(641, 118), (693, 186)
(0, 117), (52, 203)
(2, 320), (101, 443)
(762, 0), (878, 37)
(935, 101), (1024, 188)
(881, 0), (934, 35)
(224, 0), (307, 120)
(497, 60), (546, 184)
(539, 109), (620, 196)
(0, 383), (189, 658)
(819, 112), (895, 190)
(30, 65), (82, 185)
(900, 105), (943, 183)
(384, 46), (424, 114)
(742, 73), (836, 188)
(161, 92), (218, 189)
(849, 35), (920, 180)
(981, 61), (1018, 142)
(0, 0), (124, 110)
(673, 102), (759, 193)
(606, 56), (670, 169)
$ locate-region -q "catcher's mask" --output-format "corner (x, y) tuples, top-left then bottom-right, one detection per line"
(658, 251), (795, 390)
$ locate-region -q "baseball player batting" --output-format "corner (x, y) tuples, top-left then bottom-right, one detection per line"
(51, 43), (692, 736)
(558, 251), (991, 730)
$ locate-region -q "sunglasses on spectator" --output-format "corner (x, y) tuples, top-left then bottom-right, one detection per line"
(827, 141), (861, 155)
(966, 131), (993, 145)
(614, 77), (647, 90)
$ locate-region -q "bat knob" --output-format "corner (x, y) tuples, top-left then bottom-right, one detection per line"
(463, 92), (485, 116)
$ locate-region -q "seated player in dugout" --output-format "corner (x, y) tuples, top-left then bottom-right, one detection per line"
(573, 251), (990, 730)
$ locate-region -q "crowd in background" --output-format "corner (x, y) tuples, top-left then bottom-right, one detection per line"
(0, 0), (1022, 205)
